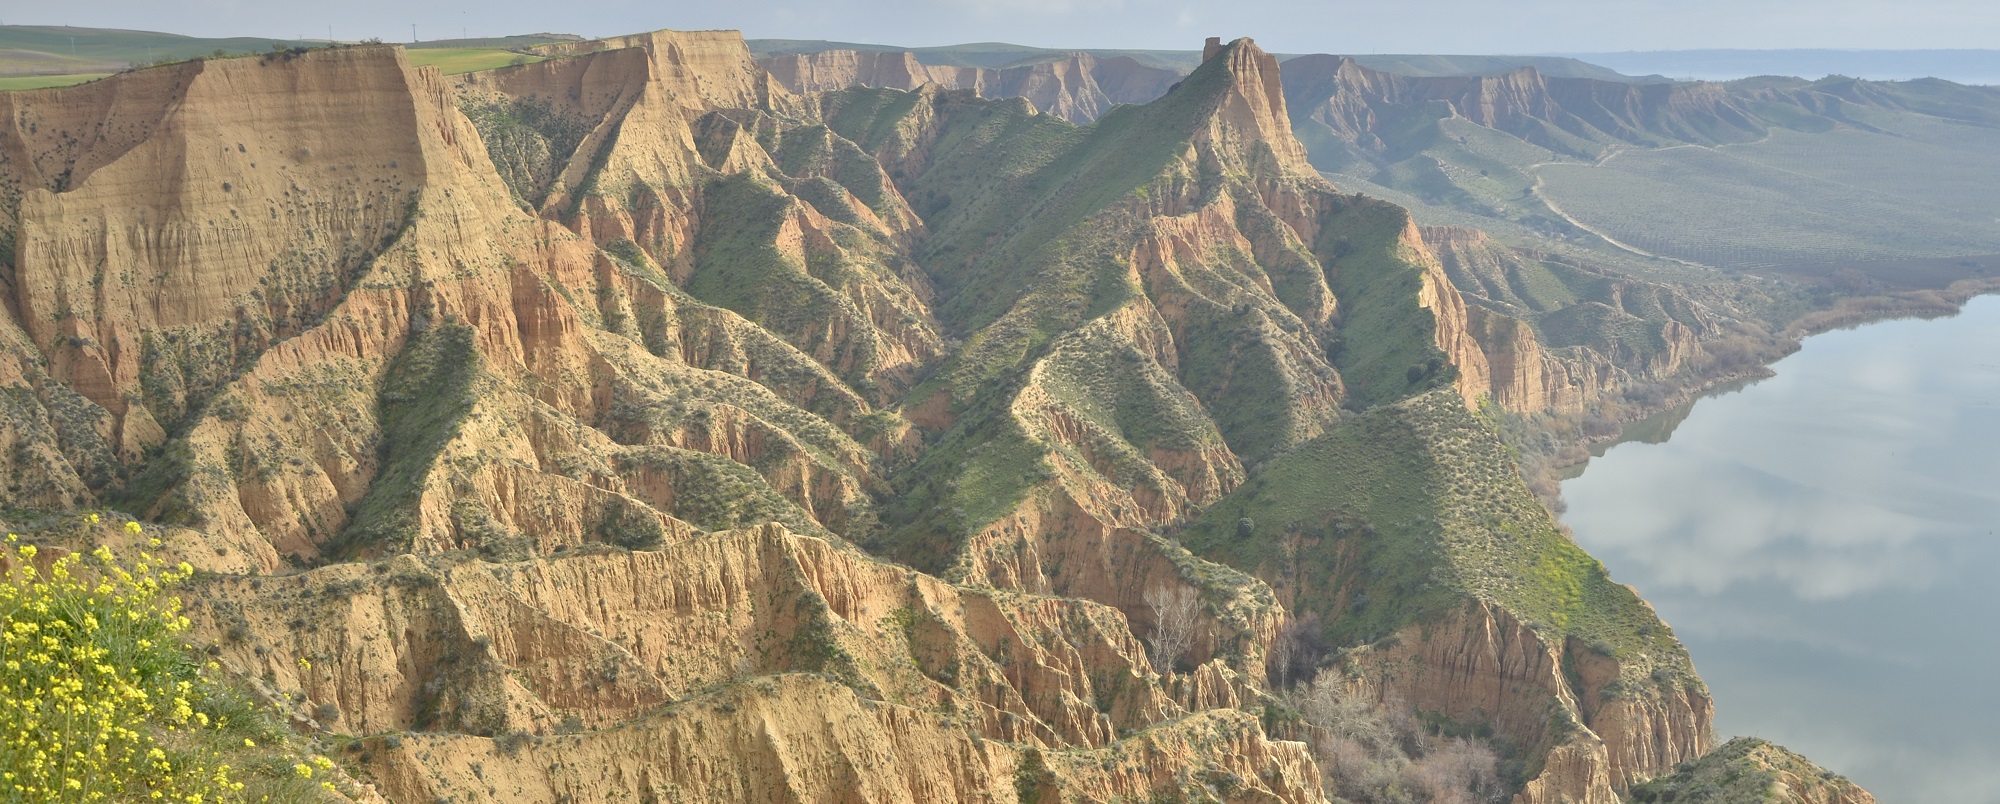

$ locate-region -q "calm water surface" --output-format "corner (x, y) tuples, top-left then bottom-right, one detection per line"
(1561, 295), (2000, 804)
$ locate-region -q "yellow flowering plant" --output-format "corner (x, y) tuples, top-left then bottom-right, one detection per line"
(0, 527), (238, 802)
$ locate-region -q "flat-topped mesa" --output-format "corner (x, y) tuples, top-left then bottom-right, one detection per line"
(762, 49), (937, 94)
(528, 28), (792, 115)
(758, 48), (1180, 123)
(1281, 54), (1767, 158)
(1195, 37), (1314, 174)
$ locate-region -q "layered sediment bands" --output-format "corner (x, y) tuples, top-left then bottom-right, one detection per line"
(1, 41), (919, 566)
(954, 485), (1282, 681)
(461, 34), (945, 401)
(3, 49), (432, 454)
(0, 26), (1785, 804)
(187, 524), (1323, 800)
(1179, 391), (1713, 800)
(1350, 601), (1711, 800)
(1422, 224), (1719, 410)
(525, 29), (789, 114)
(761, 49), (1181, 123)
(1280, 55), (1766, 159)
(1196, 38), (1313, 175)
(764, 49), (945, 95)
(366, 679), (1323, 803)
(1468, 307), (1604, 414)
(1407, 221), (1495, 407)
(1569, 637), (1715, 794)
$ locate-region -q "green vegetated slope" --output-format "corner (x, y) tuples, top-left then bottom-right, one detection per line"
(0, 29), (1871, 804)
(812, 51), (1659, 694)
(806, 42), (1693, 688)
(404, 48), (544, 75)
(1286, 57), (2000, 275)
(819, 68), (1238, 567)
(0, 73), (107, 89)
(1538, 142), (2000, 268)
(1630, 737), (1875, 803)
(1179, 391), (1695, 677)
(815, 51), (1456, 576)
(0, 24), (293, 75)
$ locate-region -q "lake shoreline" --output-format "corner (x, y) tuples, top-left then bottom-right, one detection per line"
(1557, 295), (2000, 802)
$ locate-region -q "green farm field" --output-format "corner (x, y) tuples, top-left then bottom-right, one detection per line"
(0, 73), (107, 90)
(1535, 142), (2000, 269)
(404, 47), (543, 74)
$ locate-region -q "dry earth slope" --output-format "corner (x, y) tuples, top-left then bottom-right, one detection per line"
(0, 29), (1860, 804)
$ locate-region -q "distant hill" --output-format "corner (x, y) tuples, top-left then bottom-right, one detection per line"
(0, 24), (577, 78)
(406, 33), (579, 51)
(1560, 49), (2000, 85)
(1281, 56), (2000, 270)
(746, 38), (1202, 71)
(1317, 53), (1660, 83)
(0, 24), (295, 75)
(747, 38), (1653, 82)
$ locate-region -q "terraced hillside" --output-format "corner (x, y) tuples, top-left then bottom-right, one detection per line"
(0, 28), (1875, 804)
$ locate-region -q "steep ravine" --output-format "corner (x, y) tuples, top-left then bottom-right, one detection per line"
(0, 28), (1864, 804)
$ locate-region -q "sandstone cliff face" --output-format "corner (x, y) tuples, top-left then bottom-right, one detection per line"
(1, 51), (427, 460)
(761, 49), (1181, 123)
(0, 41), (927, 573)
(1423, 225), (1720, 412)
(367, 678), (1321, 803)
(1351, 600), (1713, 801)
(1466, 306), (1606, 414)
(0, 29), (1756, 804)
(457, 36), (944, 402)
(1280, 55), (1766, 159)
(186, 523), (1325, 802)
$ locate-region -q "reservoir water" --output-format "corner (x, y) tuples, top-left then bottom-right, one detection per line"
(1561, 294), (2000, 803)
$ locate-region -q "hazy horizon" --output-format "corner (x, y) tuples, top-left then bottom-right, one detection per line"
(11, 0), (2000, 56)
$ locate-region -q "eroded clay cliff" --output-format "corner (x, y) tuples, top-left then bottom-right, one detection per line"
(760, 48), (1182, 123)
(0, 29), (1761, 804)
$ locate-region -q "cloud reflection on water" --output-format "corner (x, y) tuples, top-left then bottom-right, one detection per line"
(1561, 296), (2000, 803)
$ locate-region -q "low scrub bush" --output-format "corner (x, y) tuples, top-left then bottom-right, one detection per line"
(0, 521), (337, 801)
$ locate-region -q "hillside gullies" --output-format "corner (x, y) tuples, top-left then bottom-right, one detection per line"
(187, 523), (1324, 803)
(760, 48), (1182, 124)
(0, 26), (1789, 804)
(1422, 224), (1721, 415)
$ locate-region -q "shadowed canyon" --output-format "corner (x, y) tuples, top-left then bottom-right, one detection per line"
(7, 22), (1981, 803)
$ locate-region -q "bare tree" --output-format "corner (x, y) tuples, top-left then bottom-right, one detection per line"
(1143, 584), (1200, 675)
(1411, 738), (1503, 804)
(1267, 611), (1327, 688)
(1289, 670), (1507, 804)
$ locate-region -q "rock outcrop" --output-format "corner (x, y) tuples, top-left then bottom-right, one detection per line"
(1352, 600), (1713, 801)
(186, 523), (1325, 802)
(1630, 737), (1876, 804)
(761, 49), (1181, 123)
(1280, 55), (1766, 160)
(0, 27), (1817, 804)
(1423, 225), (1718, 412)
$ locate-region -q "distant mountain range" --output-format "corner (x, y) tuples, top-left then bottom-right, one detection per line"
(1558, 49), (2000, 85)
(748, 38), (1647, 82)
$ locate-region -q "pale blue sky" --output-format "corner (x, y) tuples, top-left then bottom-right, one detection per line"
(13, 0), (2000, 53)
